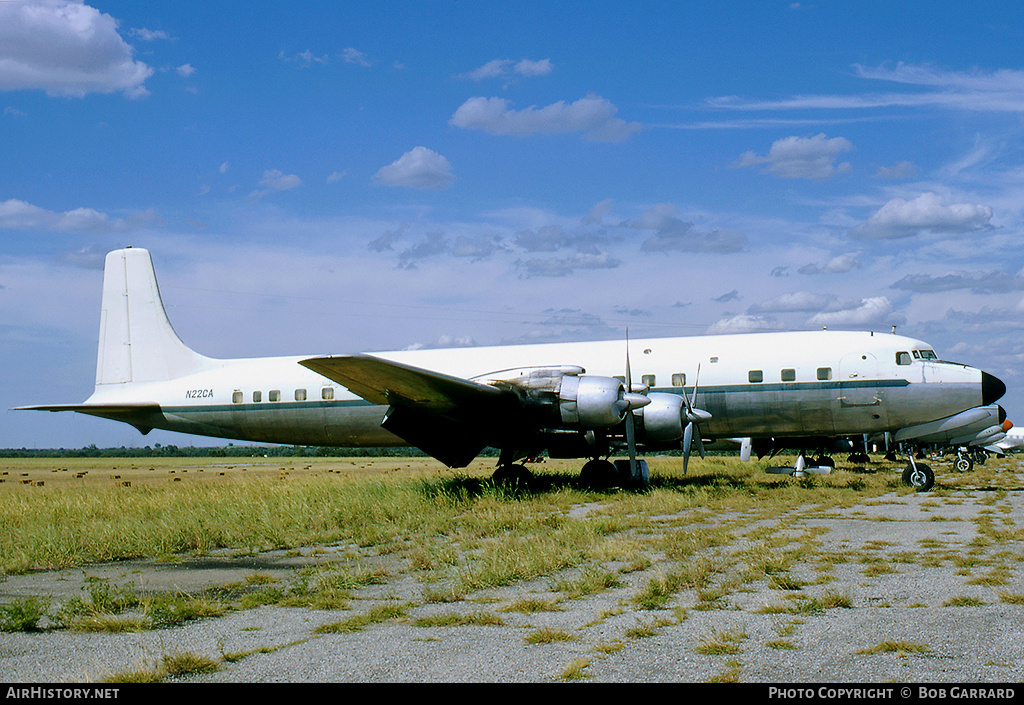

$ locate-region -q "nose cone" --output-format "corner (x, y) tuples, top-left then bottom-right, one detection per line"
(982, 372), (1007, 406)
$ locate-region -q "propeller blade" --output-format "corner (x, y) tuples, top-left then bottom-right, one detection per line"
(690, 363), (701, 413)
(680, 363), (709, 472)
(625, 410), (637, 469)
(682, 423), (693, 474)
(624, 329), (637, 478)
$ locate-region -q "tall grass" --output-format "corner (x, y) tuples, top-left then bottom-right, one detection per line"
(0, 453), (989, 577)
(0, 473), (467, 573)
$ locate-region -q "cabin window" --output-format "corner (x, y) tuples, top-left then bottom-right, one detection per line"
(896, 351), (912, 365)
(642, 374), (656, 387)
(295, 388), (307, 401)
(817, 367), (832, 381)
(232, 391), (243, 404)
(671, 373), (686, 387)
(322, 387), (334, 400)
(748, 370), (763, 383)
(253, 391), (262, 403)
(781, 368), (796, 382)
(269, 390), (281, 402)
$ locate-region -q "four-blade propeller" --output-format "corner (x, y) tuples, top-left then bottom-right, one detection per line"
(622, 332), (711, 477)
(681, 363), (711, 474)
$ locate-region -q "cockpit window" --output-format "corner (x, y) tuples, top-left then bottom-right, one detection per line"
(917, 349), (938, 360)
(896, 351), (912, 365)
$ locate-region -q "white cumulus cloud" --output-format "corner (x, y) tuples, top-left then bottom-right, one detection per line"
(248, 169), (303, 200)
(0, 1), (153, 98)
(0, 198), (162, 233)
(373, 147), (454, 190)
(807, 297), (903, 328)
(450, 94), (641, 143)
(850, 192), (993, 239)
(457, 58), (553, 81)
(732, 133), (852, 180)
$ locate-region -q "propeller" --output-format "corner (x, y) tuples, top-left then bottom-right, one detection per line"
(681, 363), (712, 474)
(622, 330), (651, 480)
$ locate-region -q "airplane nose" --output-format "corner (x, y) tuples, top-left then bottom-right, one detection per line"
(982, 371), (1006, 406)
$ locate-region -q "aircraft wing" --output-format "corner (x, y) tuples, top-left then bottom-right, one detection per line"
(299, 354), (509, 410)
(299, 355), (524, 467)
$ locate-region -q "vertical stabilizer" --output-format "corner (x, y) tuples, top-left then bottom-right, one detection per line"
(95, 248), (211, 386)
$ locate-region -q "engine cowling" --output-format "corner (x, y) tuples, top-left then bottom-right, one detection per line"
(471, 366), (648, 430)
(559, 375), (629, 428)
(637, 393), (686, 442)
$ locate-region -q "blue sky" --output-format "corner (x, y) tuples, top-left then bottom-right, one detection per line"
(4, 0), (1024, 449)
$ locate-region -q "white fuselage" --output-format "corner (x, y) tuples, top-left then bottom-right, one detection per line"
(83, 330), (989, 448)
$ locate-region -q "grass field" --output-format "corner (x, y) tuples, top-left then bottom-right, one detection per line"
(2, 451), (1018, 576)
(3, 452), (1023, 682)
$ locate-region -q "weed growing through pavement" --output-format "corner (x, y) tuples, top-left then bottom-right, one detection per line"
(0, 596), (49, 632)
(856, 640), (931, 655)
(525, 627), (576, 644)
(695, 628), (748, 655)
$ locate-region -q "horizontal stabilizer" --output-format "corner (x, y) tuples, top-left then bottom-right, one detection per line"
(15, 402), (162, 435)
(299, 354), (510, 410)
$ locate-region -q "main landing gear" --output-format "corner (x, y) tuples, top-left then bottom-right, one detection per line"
(491, 462), (535, 489)
(491, 456), (649, 491)
(578, 457), (649, 488)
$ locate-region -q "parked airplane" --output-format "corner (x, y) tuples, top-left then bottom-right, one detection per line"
(896, 404), (1012, 473)
(17, 248), (1007, 490)
(739, 404), (1011, 485)
(993, 425), (1024, 455)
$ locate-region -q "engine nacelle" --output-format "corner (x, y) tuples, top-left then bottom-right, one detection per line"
(558, 375), (627, 428)
(951, 420), (1012, 447)
(472, 365), (641, 430)
(637, 393), (686, 442)
(894, 404), (1005, 445)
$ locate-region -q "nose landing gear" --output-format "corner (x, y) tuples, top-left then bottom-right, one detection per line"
(902, 454), (935, 492)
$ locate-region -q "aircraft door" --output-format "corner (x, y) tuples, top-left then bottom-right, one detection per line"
(837, 352), (889, 431)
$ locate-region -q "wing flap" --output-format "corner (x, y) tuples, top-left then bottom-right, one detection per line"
(299, 354), (509, 410)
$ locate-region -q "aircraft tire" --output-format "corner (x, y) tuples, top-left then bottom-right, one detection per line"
(954, 453), (974, 473)
(580, 459), (617, 489)
(902, 463), (935, 492)
(492, 464), (534, 491)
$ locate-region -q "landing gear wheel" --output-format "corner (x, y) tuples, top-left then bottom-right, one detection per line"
(815, 455), (836, 468)
(580, 459), (617, 488)
(954, 452), (974, 473)
(902, 463), (934, 492)
(492, 464), (534, 491)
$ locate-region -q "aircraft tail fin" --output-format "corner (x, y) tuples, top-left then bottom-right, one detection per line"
(95, 247), (211, 387)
